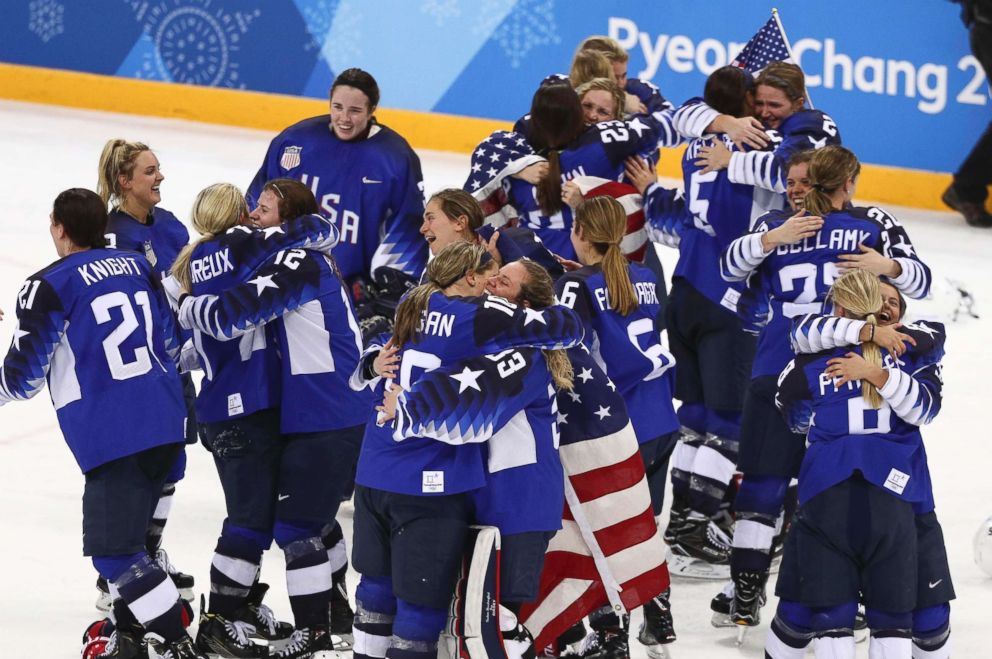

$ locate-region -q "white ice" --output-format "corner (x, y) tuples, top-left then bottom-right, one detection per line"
(0, 100), (989, 657)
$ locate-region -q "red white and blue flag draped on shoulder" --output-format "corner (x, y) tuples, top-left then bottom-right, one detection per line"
(731, 10), (795, 74)
(519, 355), (669, 650)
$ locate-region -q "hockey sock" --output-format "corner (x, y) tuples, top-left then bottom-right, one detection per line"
(322, 521), (349, 584)
(687, 433), (739, 518)
(282, 536), (333, 629)
(730, 475), (790, 576)
(912, 604), (951, 659)
(863, 609), (912, 659)
(208, 524), (266, 617)
(669, 404), (706, 503)
(145, 482), (176, 555)
(387, 599), (447, 659)
(354, 576), (396, 659)
(114, 554), (187, 642)
(813, 630), (856, 659)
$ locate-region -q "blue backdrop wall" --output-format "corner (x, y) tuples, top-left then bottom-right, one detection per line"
(1, 0), (987, 173)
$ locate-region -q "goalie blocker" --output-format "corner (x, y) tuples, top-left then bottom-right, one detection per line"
(440, 526), (535, 659)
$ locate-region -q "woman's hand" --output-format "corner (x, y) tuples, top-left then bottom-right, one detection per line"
(624, 93), (648, 115)
(485, 231), (504, 268)
(624, 156), (658, 195)
(562, 180), (584, 209)
(711, 115), (769, 150)
(837, 244), (901, 278)
(376, 383), (402, 424)
(512, 162), (549, 185)
(868, 323), (916, 357)
(694, 141), (732, 174)
(373, 338), (401, 379)
(761, 212), (824, 251)
(824, 352), (888, 388)
(555, 254), (584, 272)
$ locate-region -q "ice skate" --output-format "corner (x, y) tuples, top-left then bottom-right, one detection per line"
(234, 583), (294, 647)
(195, 596), (268, 658)
(638, 590), (675, 659)
(145, 632), (208, 659)
(328, 579), (354, 648)
(669, 517), (731, 564)
(155, 549), (196, 604)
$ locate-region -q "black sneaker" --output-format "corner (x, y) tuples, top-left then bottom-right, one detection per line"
(730, 571), (767, 627)
(670, 518), (731, 564)
(235, 583), (294, 643)
(577, 626), (629, 659)
(195, 599), (268, 658)
(329, 578), (354, 641)
(638, 590), (675, 647)
(145, 633), (208, 659)
(942, 185), (992, 227)
(270, 627), (332, 659)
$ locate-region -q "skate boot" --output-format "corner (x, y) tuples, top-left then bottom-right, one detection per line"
(234, 583), (295, 645)
(145, 633), (208, 659)
(730, 571), (766, 627)
(637, 590), (675, 658)
(195, 597), (268, 658)
(578, 615), (629, 659)
(95, 576), (113, 612)
(155, 549), (196, 603)
(329, 578), (354, 647)
(670, 517), (731, 564)
(663, 496), (690, 545)
(270, 626), (334, 659)
(709, 581), (735, 627)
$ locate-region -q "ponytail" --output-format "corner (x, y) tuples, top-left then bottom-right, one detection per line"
(803, 145), (861, 216)
(97, 138), (151, 209)
(828, 269), (884, 408)
(535, 150), (564, 217)
(575, 197), (636, 315)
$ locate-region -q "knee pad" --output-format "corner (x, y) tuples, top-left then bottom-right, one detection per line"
(273, 519), (323, 548)
(736, 475), (790, 515)
(706, 409), (741, 441)
(356, 575), (397, 616)
(393, 599), (448, 643)
(810, 601), (858, 633)
(677, 403), (706, 435)
(913, 603), (950, 637)
(222, 521), (272, 555)
(865, 607), (913, 632)
(92, 553), (147, 583)
(776, 599), (814, 632)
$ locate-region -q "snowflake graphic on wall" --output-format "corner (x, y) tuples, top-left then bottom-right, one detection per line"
(299, 0), (338, 53)
(28, 0), (64, 43)
(324, 0), (364, 68)
(128, 0), (259, 88)
(475, 0), (560, 68)
(420, 0), (460, 26)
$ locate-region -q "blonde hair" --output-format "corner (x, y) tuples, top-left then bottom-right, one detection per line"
(97, 138), (152, 209)
(575, 77), (625, 121)
(578, 36), (629, 64)
(574, 196), (636, 315)
(171, 183), (248, 290)
(829, 269), (884, 408)
(515, 259), (574, 391)
(804, 145), (861, 216)
(569, 49), (613, 88)
(392, 242), (491, 347)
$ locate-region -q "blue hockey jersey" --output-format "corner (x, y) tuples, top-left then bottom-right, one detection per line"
(555, 263), (678, 443)
(0, 249), (186, 472)
(392, 347), (564, 535)
(180, 243), (368, 433)
(465, 116), (673, 259)
(776, 322), (945, 511)
(247, 116), (427, 283)
(105, 207), (190, 280)
(357, 292), (583, 497)
(181, 216), (341, 424)
(722, 206), (931, 379)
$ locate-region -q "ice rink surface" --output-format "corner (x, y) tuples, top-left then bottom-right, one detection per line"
(0, 100), (989, 657)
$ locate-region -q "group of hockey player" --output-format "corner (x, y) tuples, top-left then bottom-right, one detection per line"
(0, 23), (956, 659)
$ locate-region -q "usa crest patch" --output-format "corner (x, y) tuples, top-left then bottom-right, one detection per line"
(280, 146), (302, 170)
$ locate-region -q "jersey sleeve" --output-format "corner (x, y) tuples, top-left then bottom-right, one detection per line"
(370, 148), (429, 278)
(0, 276), (65, 405)
(871, 207), (932, 299)
(790, 314), (866, 354)
(643, 183), (689, 248)
(472, 294), (584, 353)
(392, 348), (539, 444)
(596, 114), (672, 165)
(878, 353), (943, 427)
(775, 357), (814, 434)
(726, 112), (840, 193)
(720, 217), (775, 282)
(178, 249), (323, 340)
(626, 80), (682, 147)
(673, 97), (720, 139)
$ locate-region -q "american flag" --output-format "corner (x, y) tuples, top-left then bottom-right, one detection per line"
(569, 176), (648, 263)
(463, 129), (546, 227)
(731, 13), (794, 74)
(519, 351), (669, 650)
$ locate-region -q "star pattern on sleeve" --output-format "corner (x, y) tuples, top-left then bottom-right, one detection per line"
(450, 366), (485, 393)
(11, 323), (30, 351)
(248, 274), (279, 295)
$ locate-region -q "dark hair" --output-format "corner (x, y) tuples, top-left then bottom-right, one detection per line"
(428, 189), (485, 234)
(704, 65), (754, 118)
(331, 68), (380, 109)
(529, 85), (585, 217)
(786, 149), (814, 171)
(52, 188), (108, 249)
(264, 178), (319, 221)
(804, 145), (861, 215)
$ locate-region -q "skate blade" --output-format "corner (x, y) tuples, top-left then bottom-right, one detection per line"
(667, 552), (731, 580)
(710, 611), (736, 628)
(735, 625), (748, 647)
(644, 643), (672, 659)
(313, 651), (352, 659)
(178, 587), (195, 603)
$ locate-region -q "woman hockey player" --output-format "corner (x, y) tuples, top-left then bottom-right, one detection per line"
(0, 189), (199, 658)
(347, 242), (583, 659)
(770, 269), (945, 659)
(247, 67), (428, 286)
(712, 145), (930, 631)
(95, 138), (197, 611)
(170, 182), (366, 658)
